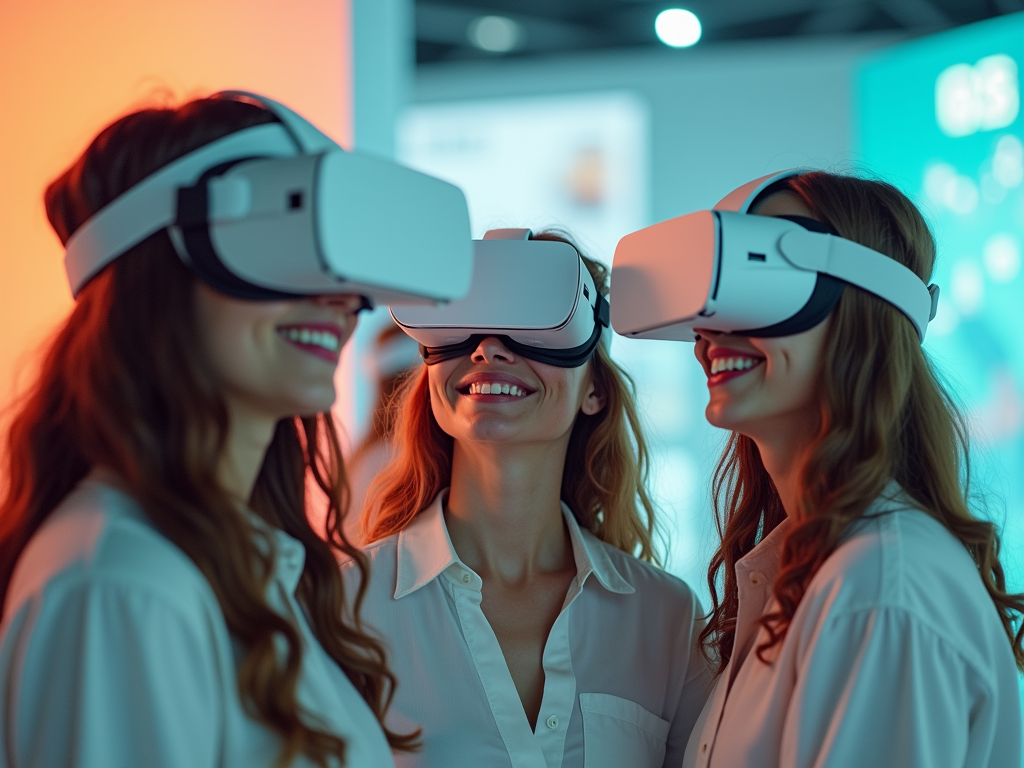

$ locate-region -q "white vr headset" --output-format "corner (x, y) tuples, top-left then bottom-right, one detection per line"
(610, 169), (940, 342)
(63, 91), (473, 307)
(391, 229), (610, 368)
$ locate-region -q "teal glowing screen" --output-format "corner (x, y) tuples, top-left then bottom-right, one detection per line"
(858, 12), (1024, 710)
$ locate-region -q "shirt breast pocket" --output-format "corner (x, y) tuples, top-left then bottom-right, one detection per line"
(579, 692), (670, 768)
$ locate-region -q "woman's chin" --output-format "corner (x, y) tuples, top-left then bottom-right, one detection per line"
(460, 424), (522, 444)
(282, 386), (337, 418)
(704, 401), (747, 434)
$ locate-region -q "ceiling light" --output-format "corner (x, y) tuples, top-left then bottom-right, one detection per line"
(655, 8), (702, 48)
(468, 15), (523, 53)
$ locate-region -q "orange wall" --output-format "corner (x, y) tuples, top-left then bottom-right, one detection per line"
(0, 0), (352, 407)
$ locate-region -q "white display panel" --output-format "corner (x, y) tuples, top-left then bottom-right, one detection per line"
(398, 92), (648, 263)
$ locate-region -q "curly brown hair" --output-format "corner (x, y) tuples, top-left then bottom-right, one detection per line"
(699, 171), (1024, 674)
(0, 96), (417, 767)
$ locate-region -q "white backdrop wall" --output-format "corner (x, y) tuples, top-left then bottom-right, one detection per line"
(413, 34), (899, 226)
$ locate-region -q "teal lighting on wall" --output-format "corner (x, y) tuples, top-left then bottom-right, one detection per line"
(857, 10), (1024, 710)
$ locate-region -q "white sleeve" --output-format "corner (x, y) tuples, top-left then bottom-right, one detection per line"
(781, 606), (989, 768)
(5, 577), (224, 768)
(664, 595), (716, 768)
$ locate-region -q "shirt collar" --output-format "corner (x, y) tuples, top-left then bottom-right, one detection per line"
(395, 490), (460, 599)
(733, 479), (913, 583)
(735, 517), (791, 585)
(393, 490), (635, 599)
(561, 501), (634, 595)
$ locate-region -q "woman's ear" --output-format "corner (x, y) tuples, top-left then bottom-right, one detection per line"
(580, 373), (607, 416)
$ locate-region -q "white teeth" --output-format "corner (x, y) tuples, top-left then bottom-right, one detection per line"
(467, 382), (528, 397)
(280, 327), (340, 354)
(711, 356), (762, 375)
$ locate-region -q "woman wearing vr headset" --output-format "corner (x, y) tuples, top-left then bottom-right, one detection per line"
(0, 96), (442, 767)
(677, 172), (1023, 767)
(346, 233), (713, 768)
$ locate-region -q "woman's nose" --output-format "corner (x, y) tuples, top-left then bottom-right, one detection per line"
(471, 336), (516, 363)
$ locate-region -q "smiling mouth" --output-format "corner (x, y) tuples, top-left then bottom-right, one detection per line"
(465, 382), (529, 397)
(707, 353), (765, 387)
(457, 377), (535, 400)
(277, 324), (342, 363)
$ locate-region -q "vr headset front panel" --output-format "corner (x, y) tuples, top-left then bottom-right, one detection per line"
(63, 93), (475, 307)
(317, 152), (473, 303)
(610, 210), (718, 340)
(394, 240), (597, 350)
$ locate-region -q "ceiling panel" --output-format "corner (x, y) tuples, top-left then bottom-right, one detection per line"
(415, 0), (1020, 64)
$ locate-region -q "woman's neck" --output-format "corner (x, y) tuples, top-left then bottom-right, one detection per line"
(749, 415), (819, 520)
(218, 401), (278, 504)
(445, 438), (574, 583)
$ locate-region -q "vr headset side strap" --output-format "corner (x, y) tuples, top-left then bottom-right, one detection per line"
(779, 228), (937, 340)
(713, 168), (808, 213)
(214, 91), (339, 153)
(63, 124), (297, 297)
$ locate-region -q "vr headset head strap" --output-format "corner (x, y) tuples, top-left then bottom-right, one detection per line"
(213, 90), (338, 153)
(778, 228), (938, 340)
(714, 168), (810, 213)
(62, 92), (340, 298)
(719, 170), (941, 341)
(63, 123), (298, 297)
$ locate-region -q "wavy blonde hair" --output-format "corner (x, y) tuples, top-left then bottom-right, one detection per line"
(362, 233), (660, 563)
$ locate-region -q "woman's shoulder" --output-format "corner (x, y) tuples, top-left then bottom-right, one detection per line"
(805, 496), (1010, 672)
(813, 500), (983, 607)
(5, 476), (219, 622)
(585, 531), (704, 613)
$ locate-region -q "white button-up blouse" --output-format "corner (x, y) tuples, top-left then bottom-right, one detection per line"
(344, 491), (714, 768)
(683, 484), (1022, 768)
(0, 474), (395, 768)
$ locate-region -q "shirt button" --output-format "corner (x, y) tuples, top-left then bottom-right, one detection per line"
(749, 571), (765, 587)
(545, 715), (559, 730)
(701, 742), (708, 753)
(461, 573), (471, 584)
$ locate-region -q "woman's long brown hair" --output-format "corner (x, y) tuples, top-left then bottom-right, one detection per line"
(362, 234), (661, 562)
(0, 97), (417, 767)
(700, 171), (1024, 673)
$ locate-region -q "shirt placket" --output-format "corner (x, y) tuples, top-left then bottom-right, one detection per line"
(532, 575), (585, 768)
(446, 566), (549, 768)
(695, 551), (774, 768)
